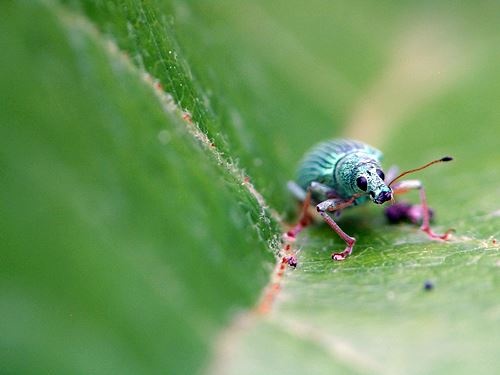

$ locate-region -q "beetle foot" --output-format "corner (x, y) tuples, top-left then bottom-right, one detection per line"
(331, 247), (353, 261)
(421, 226), (454, 241)
(282, 255), (297, 268)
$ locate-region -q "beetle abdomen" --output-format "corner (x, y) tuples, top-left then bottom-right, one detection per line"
(296, 139), (383, 190)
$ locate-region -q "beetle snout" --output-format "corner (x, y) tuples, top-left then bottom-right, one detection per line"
(374, 191), (392, 204)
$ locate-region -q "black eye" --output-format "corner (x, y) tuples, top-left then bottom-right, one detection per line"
(376, 169), (385, 181)
(356, 176), (368, 191)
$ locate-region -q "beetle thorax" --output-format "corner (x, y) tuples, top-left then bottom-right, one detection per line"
(334, 153), (383, 197)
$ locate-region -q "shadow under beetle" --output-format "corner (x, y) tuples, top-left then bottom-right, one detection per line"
(285, 139), (453, 266)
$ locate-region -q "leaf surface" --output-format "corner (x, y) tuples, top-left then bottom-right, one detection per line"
(2, 1), (499, 374)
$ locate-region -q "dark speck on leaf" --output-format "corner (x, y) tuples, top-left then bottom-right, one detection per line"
(424, 281), (434, 291)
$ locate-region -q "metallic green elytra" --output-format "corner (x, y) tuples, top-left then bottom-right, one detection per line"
(284, 138), (454, 265)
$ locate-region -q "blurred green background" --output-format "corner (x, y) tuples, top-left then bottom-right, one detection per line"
(1, 1), (499, 374)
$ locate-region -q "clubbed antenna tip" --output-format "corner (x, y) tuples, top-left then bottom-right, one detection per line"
(388, 155), (454, 187)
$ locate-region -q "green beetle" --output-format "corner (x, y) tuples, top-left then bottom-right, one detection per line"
(285, 139), (453, 265)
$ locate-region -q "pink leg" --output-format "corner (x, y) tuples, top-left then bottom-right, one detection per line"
(316, 197), (357, 261)
(286, 188), (312, 241)
(282, 189), (313, 267)
(392, 180), (453, 240)
(418, 186), (454, 240)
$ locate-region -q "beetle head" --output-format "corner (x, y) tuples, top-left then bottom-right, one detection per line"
(354, 164), (392, 204)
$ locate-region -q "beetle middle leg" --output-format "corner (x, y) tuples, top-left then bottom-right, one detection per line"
(286, 188), (312, 240)
(316, 196), (357, 261)
(391, 179), (454, 240)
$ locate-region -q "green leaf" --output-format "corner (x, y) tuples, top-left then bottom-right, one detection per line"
(1, 2), (276, 374)
(2, 1), (500, 375)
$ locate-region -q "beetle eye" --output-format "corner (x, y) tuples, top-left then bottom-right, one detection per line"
(356, 176), (368, 191)
(376, 169), (385, 181)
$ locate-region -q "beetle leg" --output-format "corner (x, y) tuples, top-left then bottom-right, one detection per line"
(280, 186), (313, 267)
(285, 181), (339, 242)
(285, 188), (313, 241)
(285, 183), (358, 265)
(391, 179), (454, 240)
(287, 181), (339, 202)
(287, 181), (308, 201)
(316, 197), (357, 261)
(309, 181), (339, 198)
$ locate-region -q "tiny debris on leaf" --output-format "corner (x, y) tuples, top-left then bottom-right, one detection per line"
(424, 280), (434, 291)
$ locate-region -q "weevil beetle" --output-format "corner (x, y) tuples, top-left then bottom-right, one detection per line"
(285, 139), (453, 265)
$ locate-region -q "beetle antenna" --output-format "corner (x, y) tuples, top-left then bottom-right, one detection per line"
(388, 156), (453, 187)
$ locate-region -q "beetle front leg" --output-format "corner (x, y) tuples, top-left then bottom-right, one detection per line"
(285, 181), (339, 241)
(316, 197), (357, 261)
(391, 179), (453, 240)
